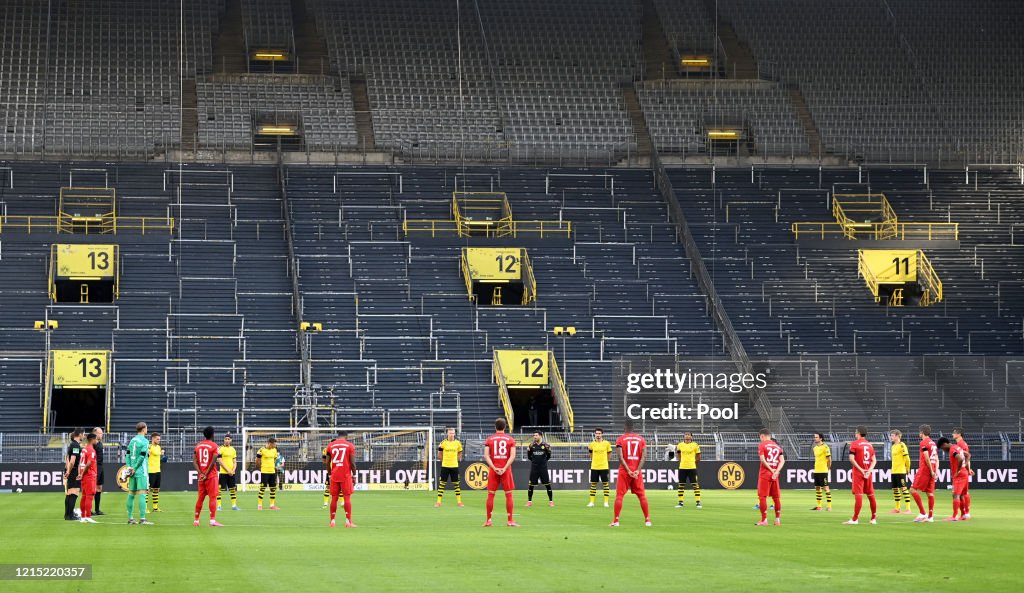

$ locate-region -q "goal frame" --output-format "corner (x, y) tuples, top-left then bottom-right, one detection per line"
(240, 426), (435, 489)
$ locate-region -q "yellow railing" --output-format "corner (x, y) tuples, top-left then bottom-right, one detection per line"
(42, 353), (53, 433)
(832, 193), (898, 240)
(522, 249), (537, 305)
(917, 251), (943, 305)
(492, 351), (515, 431)
(792, 221), (959, 241)
(0, 215), (174, 235)
(888, 288), (904, 307)
(459, 249), (476, 302)
(898, 222), (959, 240)
(548, 352), (574, 432)
(857, 249), (881, 300)
(404, 219), (571, 239)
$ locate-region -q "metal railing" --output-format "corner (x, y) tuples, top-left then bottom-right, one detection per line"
(403, 218), (572, 239)
(792, 221), (959, 241)
(651, 147), (792, 437)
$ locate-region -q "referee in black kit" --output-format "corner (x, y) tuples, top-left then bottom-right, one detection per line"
(91, 427), (107, 515)
(526, 431), (554, 507)
(63, 428), (85, 520)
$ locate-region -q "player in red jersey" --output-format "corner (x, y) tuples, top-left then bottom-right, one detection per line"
(611, 420), (650, 527)
(938, 437), (970, 521)
(910, 424), (939, 522)
(77, 433), (100, 523)
(755, 429), (785, 526)
(483, 418), (518, 527)
(952, 428), (972, 519)
(325, 432), (359, 528)
(193, 426), (224, 527)
(844, 426), (878, 525)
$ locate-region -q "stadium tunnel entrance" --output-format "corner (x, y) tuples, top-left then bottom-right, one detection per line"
(50, 387), (106, 430)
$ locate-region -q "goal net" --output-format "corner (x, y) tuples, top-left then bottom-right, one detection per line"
(240, 426), (434, 492)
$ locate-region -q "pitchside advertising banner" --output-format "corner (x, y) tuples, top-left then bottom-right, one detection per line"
(2, 461), (1022, 492)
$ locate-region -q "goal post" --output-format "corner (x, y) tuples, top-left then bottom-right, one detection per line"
(240, 426), (435, 492)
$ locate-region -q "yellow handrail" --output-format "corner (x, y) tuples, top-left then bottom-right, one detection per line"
(521, 249), (537, 305)
(492, 351), (515, 431)
(548, 352), (574, 432)
(459, 248), (476, 302)
(404, 219), (571, 238)
(857, 249), (881, 301)
(793, 221), (958, 241)
(917, 250), (943, 305)
(0, 215), (174, 235)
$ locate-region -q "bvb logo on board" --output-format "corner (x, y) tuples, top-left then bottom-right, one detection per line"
(718, 462), (745, 489)
(464, 463), (490, 490)
(115, 465), (133, 492)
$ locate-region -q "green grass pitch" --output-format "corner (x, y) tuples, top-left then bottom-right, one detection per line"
(2, 489), (1021, 593)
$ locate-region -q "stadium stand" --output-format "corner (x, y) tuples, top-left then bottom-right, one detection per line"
(717, 0), (943, 161)
(668, 164), (1023, 432)
(307, 0), (502, 157)
(196, 75), (357, 151)
(639, 80), (808, 157)
(0, 1), (1021, 450)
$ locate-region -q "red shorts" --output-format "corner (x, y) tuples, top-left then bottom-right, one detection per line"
(330, 475), (354, 497)
(911, 471), (935, 493)
(616, 469), (645, 496)
(198, 475), (219, 497)
(80, 476), (97, 495)
(851, 473), (875, 496)
(487, 469), (515, 492)
(952, 473), (969, 496)
(757, 475), (780, 498)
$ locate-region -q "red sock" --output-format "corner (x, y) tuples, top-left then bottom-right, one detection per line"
(485, 491), (495, 520)
(758, 497), (768, 521)
(209, 494), (217, 519)
(868, 494), (877, 519)
(638, 494), (650, 521)
(952, 499), (961, 518)
(772, 496), (781, 519)
(613, 494), (624, 522)
(505, 491), (514, 522)
(343, 497), (352, 520)
(962, 493), (970, 514)
(330, 494), (339, 520)
(80, 494), (92, 518)
(927, 494), (935, 517)
(195, 493), (205, 520)
(911, 491), (924, 514)
(853, 494), (863, 521)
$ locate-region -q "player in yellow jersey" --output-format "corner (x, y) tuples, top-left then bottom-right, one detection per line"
(810, 433), (832, 511)
(889, 429), (912, 513)
(217, 434), (240, 511)
(256, 437), (280, 510)
(147, 433), (164, 512)
(587, 428), (613, 508)
(675, 432), (702, 509)
(435, 427), (464, 507)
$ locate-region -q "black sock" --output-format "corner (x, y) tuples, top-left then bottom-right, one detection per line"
(64, 494), (73, 517)
(528, 484), (535, 501)
(546, 484), (553, 501)
(68, 494), (78, 517)
(94, 492), (102, 512)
